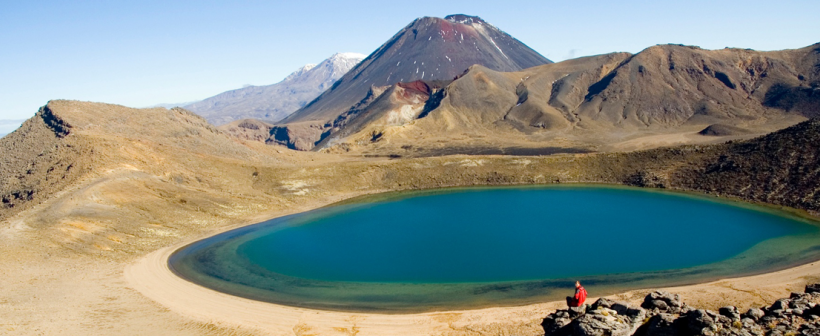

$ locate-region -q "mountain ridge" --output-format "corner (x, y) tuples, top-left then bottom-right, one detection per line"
(295, 42), (820, 156)
(183, 52), (365, 125)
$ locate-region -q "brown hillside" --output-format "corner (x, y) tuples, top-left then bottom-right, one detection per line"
(0, 100), (292, 225)
(2, 98), (820, 334)
(308, 43), (819, 156)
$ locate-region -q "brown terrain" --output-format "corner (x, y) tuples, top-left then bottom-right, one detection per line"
(268, 42), (820, 157)
(1, 97), (820, 334)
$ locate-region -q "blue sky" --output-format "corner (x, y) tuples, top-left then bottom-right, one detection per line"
(1, 0), (818, 123)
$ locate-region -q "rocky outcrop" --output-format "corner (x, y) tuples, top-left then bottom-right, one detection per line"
(267, 120), (327, 150)
(0, 104), (91, 214)
(217, 118), (275, 142)
(542, 285), (820, 336)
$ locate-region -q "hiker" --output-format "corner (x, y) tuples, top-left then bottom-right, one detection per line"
(566, 281), (587, 307)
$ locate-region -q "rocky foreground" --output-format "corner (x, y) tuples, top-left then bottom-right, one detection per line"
(543, 284), (820, 336)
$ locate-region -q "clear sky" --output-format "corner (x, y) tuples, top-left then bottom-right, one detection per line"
(1, 0), (818, 122)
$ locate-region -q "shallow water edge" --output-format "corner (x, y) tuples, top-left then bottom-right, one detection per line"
(168, 183), (820, 313)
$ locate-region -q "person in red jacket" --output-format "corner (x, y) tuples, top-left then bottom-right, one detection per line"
(566, 281), (587, 307)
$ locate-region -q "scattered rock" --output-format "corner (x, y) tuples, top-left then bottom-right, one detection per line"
(745, 308), (766, 320)
(591, 298), (617, 310)
(719, 306), (741, 320)
(643, 313), (683, 336)
(641, 291), (686, 314)
(542, 283), (820, 336)
(569, 305), (588, 317)
(772, 299), (791, 311)
(685, 309), (716, 334)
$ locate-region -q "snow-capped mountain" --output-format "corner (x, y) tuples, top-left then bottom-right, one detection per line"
(184, 53), (366, 125)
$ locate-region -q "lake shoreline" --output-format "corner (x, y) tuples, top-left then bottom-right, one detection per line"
(125, 185), (820, 335)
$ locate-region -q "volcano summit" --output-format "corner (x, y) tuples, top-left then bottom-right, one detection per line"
(271, 15), (551, 149)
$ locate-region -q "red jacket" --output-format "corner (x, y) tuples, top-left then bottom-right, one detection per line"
(571, 286), (587, 307)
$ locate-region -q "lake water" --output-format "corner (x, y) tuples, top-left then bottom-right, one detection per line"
(169, 185), (820, 312)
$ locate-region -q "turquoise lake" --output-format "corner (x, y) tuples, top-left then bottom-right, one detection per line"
(169, 185), (820, 312)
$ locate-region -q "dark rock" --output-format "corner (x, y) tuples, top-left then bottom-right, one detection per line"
(642, 291), (685, 314)
(616, 304), (647, 320)
(541, 310), (574, 335)
(745, 308), (766, 320)
(652, 300), (669, 311)
(569, 305), (588, 318)
(772, 299), (791, 311)
(741, 317), (757, 326)
(570, 309), (635, 336)
(687, 309), (717, 334)
(803, 328), (820, 336)
(543, 289), (820, 336)
(805, 284), (820, 294)
(791, 296), (812, 311)
(644, 313), (684, 336)
(591, 298), (616, 310)
(806, 304), (820, 318)
(760, 315), (779, 324)
(793, 292), (812, 300)
(720, 306), (741, 320)
(715, 314), (733, 326)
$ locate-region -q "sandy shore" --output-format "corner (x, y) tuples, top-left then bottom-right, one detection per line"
(126, 225), (820, 336)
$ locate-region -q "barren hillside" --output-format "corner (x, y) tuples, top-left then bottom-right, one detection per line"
(1, 99), (819, 335)
(304, 43), (820, 157)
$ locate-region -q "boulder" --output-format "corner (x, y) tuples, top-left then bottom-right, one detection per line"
(788, 294), (813, 312)
(802, 321), (820, 336)
(570, 310), (634, 336)
(719, 306), (741, 320)
(806, 304), (820, 318)
(643, 313), (684, 336)
(541, 310), (574, 335)
(806, 284), (820, 294)
(772, 299), (791, 311)
(744, 308), (766, 320)
(686, 309), (717, 334)
(642, 291), (685, 314)
(569, 305), (588, 317)
(591, 298), (617, 310)
(542, 287), (820, 336)
(613, 304), (646, 321)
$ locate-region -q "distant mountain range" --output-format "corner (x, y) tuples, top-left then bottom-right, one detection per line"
(125, 14), (820, 156)
(296, 42), (819, 156)
(182, 53), (365, 125)
(254, 15), (820, 153)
